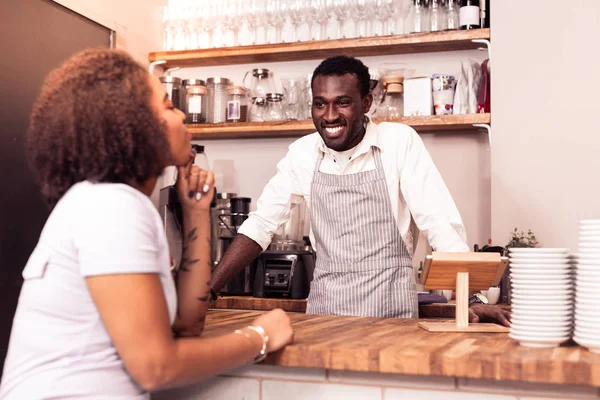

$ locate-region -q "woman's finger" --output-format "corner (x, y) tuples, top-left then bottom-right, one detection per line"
(188, 167), (200, 200)
(176, 149), (195, 192)
(195, 169), (208, 201)
(203, 171), (215, 193)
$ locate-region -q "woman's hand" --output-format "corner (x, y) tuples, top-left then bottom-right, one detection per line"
(176, 150), (215, 212)
(251, 309), (294, 353)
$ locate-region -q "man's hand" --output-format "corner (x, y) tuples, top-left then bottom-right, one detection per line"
(469, 305), (511, 327)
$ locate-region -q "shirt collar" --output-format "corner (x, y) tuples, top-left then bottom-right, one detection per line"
(317, 118), (381, 158)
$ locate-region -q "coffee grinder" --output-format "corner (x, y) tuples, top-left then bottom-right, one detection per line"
(211, 196), (257, 295)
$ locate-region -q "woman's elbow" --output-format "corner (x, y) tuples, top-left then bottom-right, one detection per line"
(172, 316), (206, 338)
(126, 352), (176, 392)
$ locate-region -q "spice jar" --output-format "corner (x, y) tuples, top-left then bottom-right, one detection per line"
(160, 76), (183, 111)
(183, 79), (207, 124)
(264, 93), (286, 121)
(206, 77), (232, 124)
(225, 86), (248, 123)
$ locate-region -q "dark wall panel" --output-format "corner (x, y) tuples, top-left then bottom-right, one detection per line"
(0, 0), (111, 376)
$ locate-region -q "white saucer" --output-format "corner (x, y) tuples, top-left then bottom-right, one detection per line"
(509, 254), (570, 260)
(511, 319), (572, 328)
(511, 293), (572, 301)
(573, 336), (600, 353)
(511, 283), (573, 290)
(578, 243), (600, 249)
(512, 304), (573, 312)
(512, 296), (573, 306)
(509, 248), (569, 254)
(579, 220), (600, 225)
(509, 259), (571, 265)
(510, 273), (572, 281)
(574, 326), (599, 336)
(509, 333), (570, 348)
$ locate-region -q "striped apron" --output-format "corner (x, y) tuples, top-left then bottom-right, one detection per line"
(306, 147), (418, 318)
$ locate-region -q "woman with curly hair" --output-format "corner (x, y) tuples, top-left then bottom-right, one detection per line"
(0, 48), (293, 399)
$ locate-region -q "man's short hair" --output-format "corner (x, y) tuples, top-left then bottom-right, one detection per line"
(311, 56), (371, 97)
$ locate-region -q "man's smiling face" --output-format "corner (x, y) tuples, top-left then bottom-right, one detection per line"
(311, 73), (373, 151)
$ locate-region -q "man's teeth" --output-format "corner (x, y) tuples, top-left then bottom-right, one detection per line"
(325, 126), (344, 134)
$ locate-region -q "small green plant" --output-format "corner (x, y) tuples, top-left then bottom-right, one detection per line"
(506, 227), (539, 249)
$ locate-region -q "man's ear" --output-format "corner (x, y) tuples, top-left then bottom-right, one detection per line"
(363, 93), (373, 114)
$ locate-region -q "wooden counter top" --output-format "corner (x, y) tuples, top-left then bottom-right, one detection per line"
(210, 296), (510, 318)
(211, 296), (307, 313)
(204, 309), (600, 387)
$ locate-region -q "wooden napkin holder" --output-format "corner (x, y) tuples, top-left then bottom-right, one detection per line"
(418, 252), (510, 333)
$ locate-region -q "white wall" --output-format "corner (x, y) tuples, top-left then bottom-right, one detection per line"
(491, 0), (600, 250)
(179, 50), (490, 266)
(52, 0), (166, 65)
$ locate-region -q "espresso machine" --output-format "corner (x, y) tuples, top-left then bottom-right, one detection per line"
(253, 201), (315, 299)
(211, 195), (256, 295)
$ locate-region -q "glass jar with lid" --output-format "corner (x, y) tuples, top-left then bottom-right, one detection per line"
(264, 93), (286, 121)
(159, 76), (183, 111)
(206, 77), (232, 124)
(378, 76), (404, 119)
(183, 79), (208, 124)
(226, 86), (248, 123)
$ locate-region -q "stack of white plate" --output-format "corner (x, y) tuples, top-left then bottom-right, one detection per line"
(574, 220), (600, 353)
(508, 248), (573, 348)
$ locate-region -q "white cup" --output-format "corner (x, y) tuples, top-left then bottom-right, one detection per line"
(486, 287), (501, 305)
(442, 290), (453, 302)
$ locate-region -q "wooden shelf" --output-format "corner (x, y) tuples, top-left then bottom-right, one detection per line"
(150, 29), (490, 68)
(187, 114), (491, 140)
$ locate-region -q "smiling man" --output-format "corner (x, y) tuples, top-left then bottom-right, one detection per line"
(211, 56), (510, 324)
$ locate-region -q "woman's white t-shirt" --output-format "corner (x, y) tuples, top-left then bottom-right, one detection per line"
(0, 181), (177, 399)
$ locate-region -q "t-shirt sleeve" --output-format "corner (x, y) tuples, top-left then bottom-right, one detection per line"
(73, 185), (163, 277)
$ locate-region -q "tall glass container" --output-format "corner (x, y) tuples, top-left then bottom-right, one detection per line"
(206, 77), (232, 124)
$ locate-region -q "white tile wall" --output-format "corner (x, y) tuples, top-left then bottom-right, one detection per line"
(262, 380), (382, 400)
(151, 376), (259, 400)
(518, 397), (598, 400)
(151, 370), (600, 400)
(224, 364), (327, 382)
(384, 388), (517, 400)
(457, 378), (598, 399)
(327, 370), (456, 390)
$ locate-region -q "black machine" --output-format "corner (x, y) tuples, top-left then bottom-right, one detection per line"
(253, 248), (314, 299)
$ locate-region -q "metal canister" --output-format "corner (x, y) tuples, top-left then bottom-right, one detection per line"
(160, 76), (183, 111)
(183, 79), (208, 124)
(206, 77), (232, 124)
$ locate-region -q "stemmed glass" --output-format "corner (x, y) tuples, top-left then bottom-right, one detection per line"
(333, 0), (352, 39)
(161, 6), (175, 51)
(310, 0), (329, 41)
(373, 0), (394, 36)
(223, 0), (244, 46)
(265, 0), (285, 43)
(351, 0), (373, 38)
(288, 0), (305, 42)
(245, 0), (267, 45)
(392, 0), (412, 35)
(173, 5), (187, 50)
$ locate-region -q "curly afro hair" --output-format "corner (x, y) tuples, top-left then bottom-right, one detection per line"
(27, 48), (169, 208)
